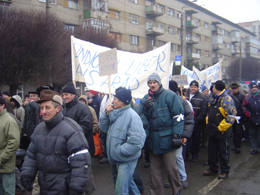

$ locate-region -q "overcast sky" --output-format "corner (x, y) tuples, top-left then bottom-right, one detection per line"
(194, 0), (260, 23)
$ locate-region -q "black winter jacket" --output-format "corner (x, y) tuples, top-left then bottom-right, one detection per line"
(230, 92), (245, 117)
(63, 98), (95, 156)
(21, 111), (91, 195)
(88, 93), (103, 119)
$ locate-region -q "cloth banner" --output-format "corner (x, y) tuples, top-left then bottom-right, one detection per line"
(71, 36), (172, 98)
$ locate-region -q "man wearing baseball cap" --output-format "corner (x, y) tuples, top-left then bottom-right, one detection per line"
(99, 88), (146, 195)
(21, 90), (91, 194)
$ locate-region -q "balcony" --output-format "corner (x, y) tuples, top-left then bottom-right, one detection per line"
(212, 57), (221, 64)
(186, 36), (199, 44)
(212, 28), (222, 34)
(212, 43), (223, 50)
(146, 26), (164, 36)
(186, 53), (200, 59)
(246, 52), (260, 59)
(83, 10), (108, 20)
(246, 37), (260, 48)
(185, 20), (199, 29)
(145, 5), (164, 17)
(231, 37), (240, 43)
(146, 46), (157, 52)
(232, 49), (240, 55)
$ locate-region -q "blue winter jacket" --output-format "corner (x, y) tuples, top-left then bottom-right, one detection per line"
(99, 104), (146, 164)
(140, 86), (184, 155)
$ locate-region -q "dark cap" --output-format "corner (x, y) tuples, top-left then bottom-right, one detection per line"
(28, 90), (38, 95)
(37, 85), (54, 96)
(0, 96), (5, 104)
(213, 80), (226, 91)
(62, 81), (76, 94)
(230, 83), (240, 89)
(2, 91), (10, 97)
(38, 89), (62, 106)
(190, 80), (199, 87)
(249, 82), (258, 89)
(114, 88), (132, 105)
(169, 80), (178, 93)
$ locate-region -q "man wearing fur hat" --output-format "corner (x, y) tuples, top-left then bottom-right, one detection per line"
(0, 97), (20, 195)
(99, 88), (146, 195)
(140, 73), (184, 195)
(21, 90), (91, 194)
(229, 83), (245, 153)
(185, 80), (207, 162)
(242, 82), (260, 155)
(204, 80), (236, 179)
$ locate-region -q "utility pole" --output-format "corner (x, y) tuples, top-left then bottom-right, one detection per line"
(239, 39), (242, 83)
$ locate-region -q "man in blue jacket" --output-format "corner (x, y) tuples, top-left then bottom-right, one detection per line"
(99, 88), (146, 195)
(140, 73), (184, 195)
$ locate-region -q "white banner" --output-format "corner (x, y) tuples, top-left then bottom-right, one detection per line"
(71, 36), (171, 98)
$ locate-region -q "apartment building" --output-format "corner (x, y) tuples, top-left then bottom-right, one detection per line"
(1, 0), (259, 84)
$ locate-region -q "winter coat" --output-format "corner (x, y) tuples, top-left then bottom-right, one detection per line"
(79, 95), (99, 134)
(63, 97), (95, 156)
(11, 95), (25, 127)
(21, 111), (91, 195)
(230, 92), (245, 117)
(88, 93), (102, 118)
(0, 109), (20, 173)
(140, 86), (184, 155)
(99, 104), (146, 164)
(186, 90), (207, 133)
(242, 90), (260, 126)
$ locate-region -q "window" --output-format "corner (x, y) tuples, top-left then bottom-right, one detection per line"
(178, 28), (181, 36)
(129, 14), (138, 24)
(205, 51), (209, 57)
(241, 37), (244, 42)
(227, 31), (230, 37)
(129, 0), (138, 4)
(177, 11), (181, 19)
(222, 29), (226, 35)
(168, 8), (174, 17)
(205, 36), (209, 42)
(223, 55), (226, 60)
(64, 24), (75, 34)
(171, 43), (176, 52)
(227, 43), (230, 49)
(196, 49), (201, 54)
(130, 35), (138, 45)
(40, 0), (56, 3)
(109, 33), (121, 42)
(158, 40), (165, 46)
(147, 38), (155, 46)
(204, 22), (208, 29)
(109, 9), (120, 19)
(68, 0), (78, 9)
(0, 1), (11, 11)
(223, 42), (226, 48)
(168, 26), (175, 34)
(158, 23), (165, 31)
(158, 4), (165, 14)
(195, 18), (200, 26)
(178, 45), (182, 52)
(196, 34), (201, 41)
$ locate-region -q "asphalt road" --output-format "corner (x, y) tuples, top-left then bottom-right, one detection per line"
(21, 138), (260, 195)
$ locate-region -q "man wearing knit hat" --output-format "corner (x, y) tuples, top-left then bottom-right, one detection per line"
(21, 90), (91, 194)
(229, 83), (245, 153)
(85, 89), (102, 119)
(242, 82), (260, 155)
(99, 88), (146, 195)
(204, 80), (236, 179)
(140, 73), (184, 195)
(185, 80), (207, 162)
(2, 91), (11, 100)
(0, 96), (20, 195)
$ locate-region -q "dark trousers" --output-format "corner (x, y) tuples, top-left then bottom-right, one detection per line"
(208, 137), (230, 174)
(232, 121), (243, 148)
(144, 144), (150, 163)
(186, 131), (201, 160)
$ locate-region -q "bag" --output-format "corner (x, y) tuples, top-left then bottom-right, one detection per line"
(93, 133), (103, 156)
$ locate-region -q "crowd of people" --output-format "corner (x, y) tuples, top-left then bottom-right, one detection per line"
(0, 73), (260, 195)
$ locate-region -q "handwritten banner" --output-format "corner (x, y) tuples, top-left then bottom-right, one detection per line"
(71, 36), (171, 98)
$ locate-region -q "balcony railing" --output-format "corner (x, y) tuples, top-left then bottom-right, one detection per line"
(246, 37), (260, 47)
(187, 53), (200, 59)
(186, 36), (200, 44)
(83, 10), (108, 20)
(231, 37), (240, 43)
(212, 43), (223, 50)
(145, 5), (164, 17)
(185, 20), (199, 29)
(146, 26), (164, 36)
(212, 57), (221, 64)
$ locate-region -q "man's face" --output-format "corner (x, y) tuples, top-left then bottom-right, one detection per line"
(2, 94), (8, 98)
(202, 89), (209, 97)
(251, 87), (258, 93)
(62, 93), (75, 104)
(112, 97), (125, 109)
(232, 88), (239, 94)
(29, 94), (38, 102)
(0, 104), (5, 114)
(85, 91), (93, 98)
(148, 81), (160, 92)
(25, 97), (30, 102)
(212, 85), (218, 95)
(11, 101), (15, 106)
(40, 101), (61, 121)
(190, 86), (198, 94)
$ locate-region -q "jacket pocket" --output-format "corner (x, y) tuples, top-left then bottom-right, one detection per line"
(157, 108), (172, 126)
(159, 130), (172, 150)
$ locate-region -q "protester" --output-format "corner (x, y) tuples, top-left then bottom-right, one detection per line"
(0, 96), (20, 195)
(85, 89), (103, 119)
(242, 82), (260, 155)
(20, 90), (91, 194)
(140, 73), (184, 195)
(10, 95), (25, 127)
(2, 91), (11, 100)
(23, 95), (30, 109)
(204, 80), (236, 179)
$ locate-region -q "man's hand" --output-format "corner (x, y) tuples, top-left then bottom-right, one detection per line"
(181, 138), (187, 145)
(21, 178), (33, 192)
(172, 134), (182, 149)
(143, 98), (154, 110)
(106, 104), (114, 115)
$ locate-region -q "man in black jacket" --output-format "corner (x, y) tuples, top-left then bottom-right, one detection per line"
(185, 80), (207, 162)
(230, 83), (245, 153)
(21, 90), (91, 195)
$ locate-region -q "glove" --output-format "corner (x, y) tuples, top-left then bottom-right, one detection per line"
(171, 134), (182, 149)
(21, 178), (33, 192)
(143, 98), (154, 110)
(70, 189), (83, 195)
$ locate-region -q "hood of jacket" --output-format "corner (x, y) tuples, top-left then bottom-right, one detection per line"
(11, 95), (22, 107)
(78, 95), (88, 105)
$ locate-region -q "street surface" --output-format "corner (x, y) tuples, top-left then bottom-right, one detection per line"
(21, 139), (260, 195)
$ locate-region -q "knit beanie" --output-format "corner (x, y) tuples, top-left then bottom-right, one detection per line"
(169, 80), (178, 93)
(2, 91), (10, 97)
(214, 80), (226, 91)
(89, 90), (98, 95)
(201, 85), (208, 93)
(249, 82), (258, 89)
(190, 80), (199, 88)
(114, 88), (132, 105)
(62, 81), (76, 94)
(147, 73), (161, 86)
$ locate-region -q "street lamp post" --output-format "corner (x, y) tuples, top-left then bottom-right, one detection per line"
(239, 39), (242, 83)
